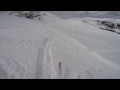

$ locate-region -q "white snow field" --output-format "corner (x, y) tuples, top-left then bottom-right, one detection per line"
(0, 12), (120, 79)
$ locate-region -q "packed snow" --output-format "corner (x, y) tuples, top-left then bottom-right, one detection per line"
(0, 11), (120, 79)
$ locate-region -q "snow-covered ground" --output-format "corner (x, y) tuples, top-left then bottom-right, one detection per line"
(0, 12), (120, 79)
(79, 18), (120, 33)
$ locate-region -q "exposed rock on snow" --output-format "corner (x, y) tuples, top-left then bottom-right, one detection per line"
(82, 18), (120, 34)
(8, 11), (41, 20)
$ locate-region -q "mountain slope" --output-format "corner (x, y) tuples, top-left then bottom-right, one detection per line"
(79, 17), (120, 34)
(0, 12), (120, 79)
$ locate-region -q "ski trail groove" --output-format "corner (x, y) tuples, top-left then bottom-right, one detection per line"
(36, 38), (56, 79)
(36, 38), (48, 79)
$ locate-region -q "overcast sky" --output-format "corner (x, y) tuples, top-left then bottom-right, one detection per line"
(50, 11), (120, 19)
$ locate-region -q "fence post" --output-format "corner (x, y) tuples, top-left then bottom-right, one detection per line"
(75, 27), (78, 38)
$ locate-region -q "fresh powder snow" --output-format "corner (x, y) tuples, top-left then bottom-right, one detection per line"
(0, 11), (120, 79)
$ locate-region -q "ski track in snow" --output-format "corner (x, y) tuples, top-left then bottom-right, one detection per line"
(36, 37), (56, 79)
(0, 15), (120, 79)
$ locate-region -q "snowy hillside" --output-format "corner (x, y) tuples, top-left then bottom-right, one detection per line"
(79, 17), (120, 34)
(1, 11), (43, 20)
(0, 12), (120, 79)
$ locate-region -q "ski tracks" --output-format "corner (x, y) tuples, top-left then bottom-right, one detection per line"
(36, 37), (56, 79)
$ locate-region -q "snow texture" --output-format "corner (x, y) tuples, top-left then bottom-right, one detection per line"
(0, 11), (120, 79)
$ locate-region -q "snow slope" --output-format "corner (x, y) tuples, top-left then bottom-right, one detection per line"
(0, 12), (120, 79)
(78, 17), (120, 34)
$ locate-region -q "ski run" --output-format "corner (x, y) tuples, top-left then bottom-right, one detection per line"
(0, 11), (120, 79)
